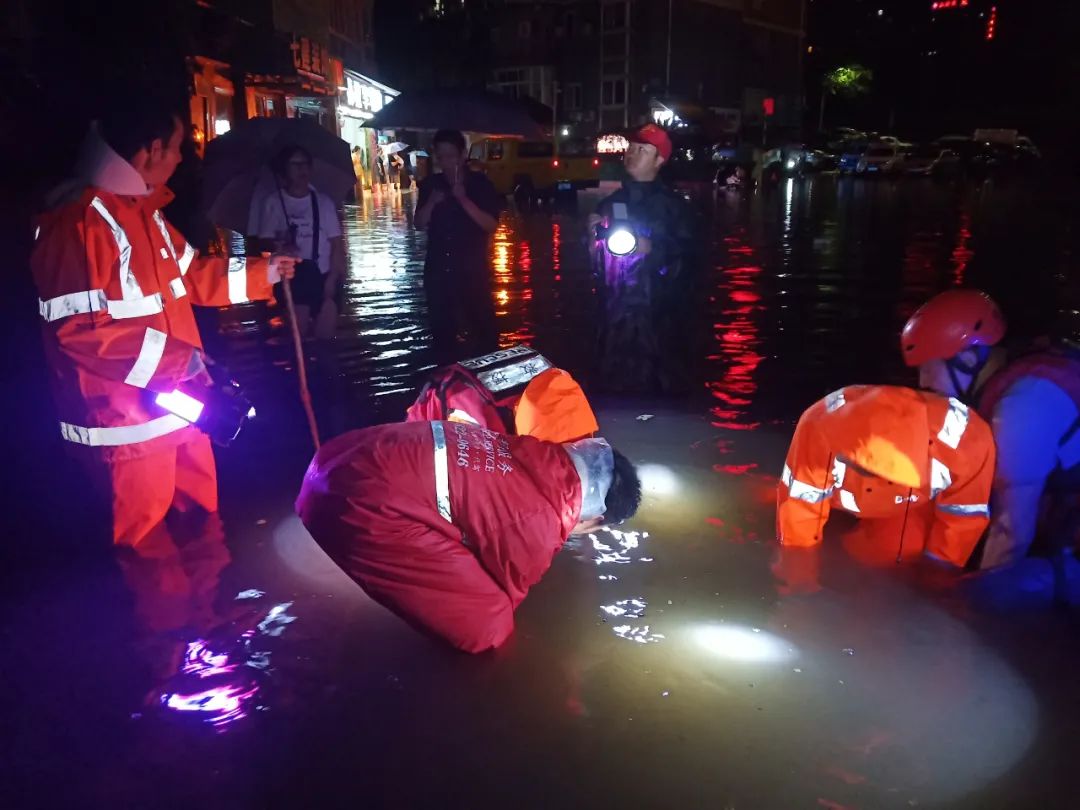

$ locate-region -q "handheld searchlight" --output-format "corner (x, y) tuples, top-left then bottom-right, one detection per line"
(596, 202), (638, 257)
(154, 364), (256, 447)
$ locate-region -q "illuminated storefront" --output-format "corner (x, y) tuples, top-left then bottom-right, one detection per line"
(337, 69), (399, 192)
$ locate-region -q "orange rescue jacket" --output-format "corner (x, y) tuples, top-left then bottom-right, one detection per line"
(32, 185), (274, 460)
(777, 385), (996, 567)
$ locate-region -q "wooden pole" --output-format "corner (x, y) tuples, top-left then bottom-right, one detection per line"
(281, 277), (320, 451)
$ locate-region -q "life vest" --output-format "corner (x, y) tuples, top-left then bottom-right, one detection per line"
(405, 345), (598, 443)
(978, 346), (1080, 432)
(978, 345), (1080, 486)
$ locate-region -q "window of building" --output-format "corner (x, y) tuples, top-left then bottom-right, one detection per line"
(603, 32), (627, 58)
(602, 1), (628, 31)
(602, 79), (627, 106)
(565, 83), (583, 111)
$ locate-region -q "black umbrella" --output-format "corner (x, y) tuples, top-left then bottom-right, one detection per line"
(366, 88), (550, 139)
(202, 117), (355, 234)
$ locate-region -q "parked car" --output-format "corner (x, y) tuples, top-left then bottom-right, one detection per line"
(856, 143), (905, 175)
(905, 144), (961, 177)
(838, 141), (870, 173)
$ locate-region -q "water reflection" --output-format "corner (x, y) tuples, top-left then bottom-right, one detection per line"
(153, 599), (297, 732)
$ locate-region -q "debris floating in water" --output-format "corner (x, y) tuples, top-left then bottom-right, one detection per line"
(636, 414), (655, 421)
(661, 691), (670, 697)
(235, 589), (265, 600)
(842, 648), (855, 656)
(598, 574), (619, 581)
(255, 519), (268, 526)
(793, 668), (802, 673)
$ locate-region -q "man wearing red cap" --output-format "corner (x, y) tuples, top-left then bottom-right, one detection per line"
(590, 124), (698, 393)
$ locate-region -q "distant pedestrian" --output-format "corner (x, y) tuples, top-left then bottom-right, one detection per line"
(389, 152), (404, 190)
(415, 129), (502, 358)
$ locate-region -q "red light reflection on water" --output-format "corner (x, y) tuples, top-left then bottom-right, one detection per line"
(708, 233), (764, 431)
(492, 218), (536, 346)
(950, 212), (973, 284)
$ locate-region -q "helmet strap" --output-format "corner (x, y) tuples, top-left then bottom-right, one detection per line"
(945, 345), (990, 403)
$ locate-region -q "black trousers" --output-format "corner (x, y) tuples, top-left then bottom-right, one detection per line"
(424, 269), (498, 359)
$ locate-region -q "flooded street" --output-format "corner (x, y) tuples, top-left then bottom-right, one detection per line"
(6, 177), (1080, 809)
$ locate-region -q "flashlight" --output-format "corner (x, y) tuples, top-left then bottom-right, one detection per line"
(596, 202), (640, 257)
(154, 364), (256, 446)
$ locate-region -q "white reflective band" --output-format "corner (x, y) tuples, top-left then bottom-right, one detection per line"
(90, 197), (143, 300)
(59, 414), (189, 447)
(938, 503), (990, 517)
(34, 225), (41, 240)
(477, 355), (552, 393)
(930, 457), (952, 498)
(124, 328), (167, 388)
(937, 397), (970, 450)
(448, 409), (480, 425)
(169, 277), (187, 299)
(460, 344), (534, 371)
(825, 388), (847, 413)
(839, 489), (860, 513)
(152, 211), (177, 261)
(106, 293), (164, 320)
(39, 290), (107, 321)
(782, 464), (832, 504)
(39, 291), (163, 322)
(832, 458), (847, 488)
(227, 257), (248, 303)
(178, 243), (195, 275)
(431, 421), (452, 523)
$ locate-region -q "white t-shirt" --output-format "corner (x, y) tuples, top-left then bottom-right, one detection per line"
(258, 188), (341, 275)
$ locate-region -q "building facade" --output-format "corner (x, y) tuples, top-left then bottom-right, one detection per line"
(483, 0), (804, 143)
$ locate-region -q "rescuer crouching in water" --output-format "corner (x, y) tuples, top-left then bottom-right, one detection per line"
(296, 423), (641, 652)
(773, 384), (996, 593)
(902, 290), (1080, 605)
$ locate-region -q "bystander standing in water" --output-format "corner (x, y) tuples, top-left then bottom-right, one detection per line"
(415, 129), (502, 358)
(590, 124), (699, 393)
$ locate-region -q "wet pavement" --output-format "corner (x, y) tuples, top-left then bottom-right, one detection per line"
(5, 177), (1080, 808)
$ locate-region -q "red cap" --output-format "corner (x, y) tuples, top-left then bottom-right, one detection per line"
(629, 124), (672, 161)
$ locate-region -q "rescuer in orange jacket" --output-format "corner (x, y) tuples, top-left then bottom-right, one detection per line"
(903, 289), (1080, 581)
(31, 101), (296, 631)
(775, 384), (996, 588)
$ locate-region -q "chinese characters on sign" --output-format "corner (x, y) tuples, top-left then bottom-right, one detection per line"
(345, 76), (385, 114)
(293, 37), (330, 78)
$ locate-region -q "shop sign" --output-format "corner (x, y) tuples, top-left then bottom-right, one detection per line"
(345, 75), (385, 114)
(293, 37), (330, 78)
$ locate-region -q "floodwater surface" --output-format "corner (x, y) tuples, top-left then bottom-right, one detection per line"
(4, 177), (1079, 809)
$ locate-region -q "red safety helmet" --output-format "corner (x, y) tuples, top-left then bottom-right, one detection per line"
(901, 289), (1006, 367)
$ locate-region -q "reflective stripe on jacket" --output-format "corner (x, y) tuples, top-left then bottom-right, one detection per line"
(32, 187), (273, 459)
(777, 385), (996, 567)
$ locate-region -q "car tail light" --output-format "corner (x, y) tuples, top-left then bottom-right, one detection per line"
(593, 158), (600, 167)
(553, 159), (560, 168)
